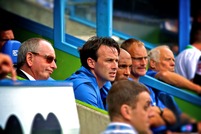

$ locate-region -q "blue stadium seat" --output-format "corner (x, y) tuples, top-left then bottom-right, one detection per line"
(1, 40), (21, 66)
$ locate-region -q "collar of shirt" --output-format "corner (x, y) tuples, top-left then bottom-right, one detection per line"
(106, 122), (138, 133)
(20, 69), (36, 81)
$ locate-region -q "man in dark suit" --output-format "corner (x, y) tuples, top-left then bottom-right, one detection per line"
(17, 37), (57, 80)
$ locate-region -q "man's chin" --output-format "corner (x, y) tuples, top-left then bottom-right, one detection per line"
(139, 72), (146, 76)
(122, 77), (129, 80)
(40, 75), (50, 80)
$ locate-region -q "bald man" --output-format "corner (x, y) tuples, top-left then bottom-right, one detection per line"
(115, 48), (132, 81)
(148, 45), (201, 94)
(17, 37), (57, 80)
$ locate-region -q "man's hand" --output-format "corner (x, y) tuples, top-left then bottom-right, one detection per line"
(150, 106), (176, 125)
(0, 53), (16, 80)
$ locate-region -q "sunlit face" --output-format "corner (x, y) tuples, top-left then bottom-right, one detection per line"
(30, 40), (57, 80)
(0, 30), (14, 50)
(155, 48), (175, 72)
(128, 45), (148, 80)
(115, 49), (132, 81)
(92, 45), (119, 87)
(130, 92), (151, 134)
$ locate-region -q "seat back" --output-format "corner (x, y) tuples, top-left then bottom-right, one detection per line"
(1, 40), (21, 66)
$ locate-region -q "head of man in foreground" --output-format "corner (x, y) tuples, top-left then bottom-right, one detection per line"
(106, 80), (152, 134)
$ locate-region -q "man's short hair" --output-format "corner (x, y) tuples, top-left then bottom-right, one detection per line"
(107, 80), (150, 121)
(79, 36), (120, 69)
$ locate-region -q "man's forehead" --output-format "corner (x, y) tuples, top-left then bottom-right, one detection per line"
(98, 45), (119, 57)
(138, 92), (151, 101)
(119, 57), (131, 64)
(129, 46), (147, 54)
(160, 49), (174, 58)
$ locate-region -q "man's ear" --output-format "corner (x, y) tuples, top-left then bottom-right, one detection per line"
(120, 104), (131, 120)
(26, 52), (34, 67)
(87, 57), (95, 69)
(149, 59), (156, 69)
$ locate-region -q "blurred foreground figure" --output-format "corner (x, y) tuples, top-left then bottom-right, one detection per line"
(102, 80), (152, 134)
(0, 53), (16, 80)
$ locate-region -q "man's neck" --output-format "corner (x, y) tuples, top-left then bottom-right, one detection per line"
(90, 69), (106, 88)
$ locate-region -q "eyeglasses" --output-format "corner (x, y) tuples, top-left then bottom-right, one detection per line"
(131, 56), (148, 61)
(30, 52), (57, 63)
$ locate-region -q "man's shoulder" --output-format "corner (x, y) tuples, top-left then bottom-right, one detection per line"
(66, 67), (93, 81)
(176, 46), (200, 59)
(66, 67), (100, 89)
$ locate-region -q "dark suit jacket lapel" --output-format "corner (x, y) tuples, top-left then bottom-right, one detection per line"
(16, 69), (30, 80)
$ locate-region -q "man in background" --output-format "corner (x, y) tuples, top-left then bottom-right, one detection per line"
(148, 45), (201, 94)
(147, 45), (201, 132)
(0, 24), (14, 51)
(120, 39), (176, 132)
(114, 48), (132, 81)
(175, 24), (201, 82)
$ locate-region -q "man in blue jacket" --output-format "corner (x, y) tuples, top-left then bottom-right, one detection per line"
(66, 36), (120, 110)
(120, 39), (176, 133)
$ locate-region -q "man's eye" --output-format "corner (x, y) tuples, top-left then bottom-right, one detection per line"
(118, 65), (128, 69)
(144, 102), (151, 111)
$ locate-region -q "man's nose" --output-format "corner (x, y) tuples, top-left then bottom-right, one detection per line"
(124, 67), (131, 76)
